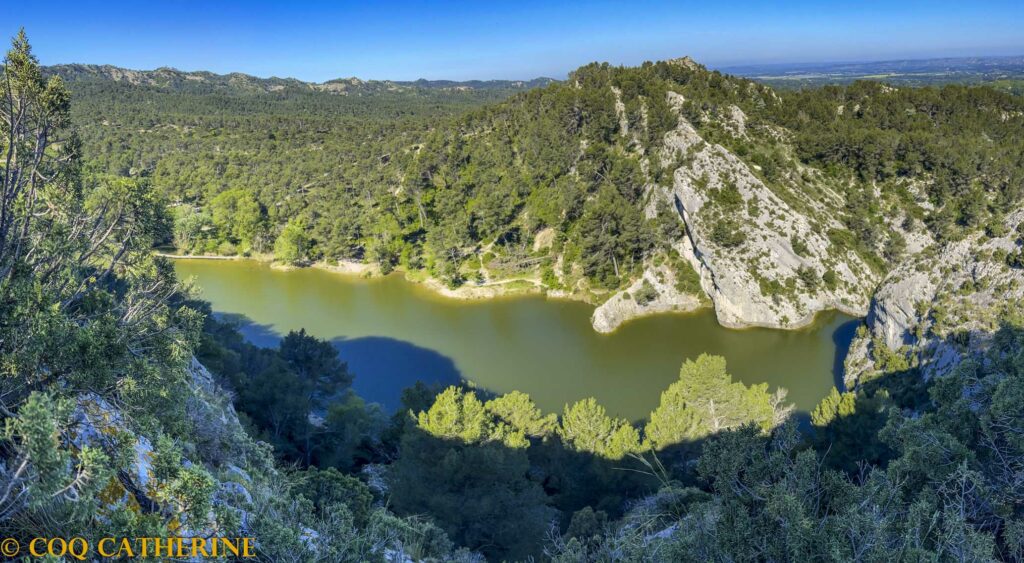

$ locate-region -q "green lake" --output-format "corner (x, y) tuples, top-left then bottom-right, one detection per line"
(175, 258), (858, 421)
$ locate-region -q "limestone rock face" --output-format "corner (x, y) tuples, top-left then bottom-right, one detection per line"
(69, 357), (260, 536)
(845, 209), (1024, 385)
(866, 270), (935, 350)
(591, 264), (703, 333)
(657, 92), (875, 329)
(71, 393), (157, 500)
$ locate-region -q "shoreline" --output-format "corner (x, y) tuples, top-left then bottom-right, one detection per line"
(156, 252), (241, 260)
(168, 252), (559, 300)
(164, 252), (863, 333)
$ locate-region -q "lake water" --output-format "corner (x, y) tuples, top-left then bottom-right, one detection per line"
(175, 259), (858, 421)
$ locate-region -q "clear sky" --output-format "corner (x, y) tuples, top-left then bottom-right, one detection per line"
(5, 1), (1023, 82)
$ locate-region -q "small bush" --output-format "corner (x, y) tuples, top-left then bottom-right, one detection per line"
(790, 236), (809, 257)
(822, 269), (838, 290)
(1007, 249), (1024, 269)
(710, 220), (745, 248)
(634, 280), (659, 305)
(797, 265), (819, 290)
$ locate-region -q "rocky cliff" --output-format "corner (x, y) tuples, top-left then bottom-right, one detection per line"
(69, 356), (466, 560)
(845, 209), (1024, 386)
(72, 358), (261, 537)
(591, 262), (704, 332)
(592, 88), (877, 332)
(659, 92), (875, 329)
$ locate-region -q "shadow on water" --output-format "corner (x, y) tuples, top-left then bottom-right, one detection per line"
(212, 308), (863, 417)
(831, 317), (861, 392)
(215, 312), (283, 348)
(330, 336), (463, 412)
(212, 312), (463, 412)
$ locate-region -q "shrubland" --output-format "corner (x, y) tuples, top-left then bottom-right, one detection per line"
(4, 29), (1024, 560)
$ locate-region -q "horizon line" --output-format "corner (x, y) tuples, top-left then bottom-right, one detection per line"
(41, 52), (1024, 85)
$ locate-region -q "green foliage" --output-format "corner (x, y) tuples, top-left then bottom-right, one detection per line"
(197, 318), (383, 469)
(796, 264), (819, 291)
(810, 387), (894, 472)
(280, 328), (354, 398)
(293, 466), (373, 526)
(651, 199), (685, 243)
(158, 465), (217, 528)
(668, 251), (704, 296)
(872, 338), (912, 372)
(54, 53), (785, 294)
(559, 398), (642, 460)
(0, 32), (315, 556)
(274, 217), (311, 264)
(778, 81), (1024, 243)
(828, 227), (885, 273)
(711, 181), (743, 209)
(208, 188), (268, 253)
(390, 424), (555, 561)
(59, 46), (1024, 311)
(485, 390), (558, 441)
(822, 268), (838, 289)
(565, 505), (609, 545)
(541, 264), (561, 288)
(709, 218), (746, 248)
(645, 354), (786, 450)
(172, 206), (215, 253)
(11, 29), (1024, 560)
(633, 279), (659, 305)
(546, 320), (1024, 562)
(0, 32), (205, 538)
(416, 386), (559, 450)
(810, 387), (856, 426)
(577, 186), (653, 287)
(3, 393), (113, 516)
(790, 235), (809, 257)
(1007, 248), (1024, 269)
(417, 386), (491, 444)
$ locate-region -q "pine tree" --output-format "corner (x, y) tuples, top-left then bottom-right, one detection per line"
(416, 386), (490, 444)
(645, 354), (788, 450)
(559, 398), (641, 460)
(274, 217), (311, 264)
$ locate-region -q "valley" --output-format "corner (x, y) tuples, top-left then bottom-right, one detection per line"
(175, 257), (855, 417)
(57, 55), (1024, 389)
(4, 19), (1024, 560)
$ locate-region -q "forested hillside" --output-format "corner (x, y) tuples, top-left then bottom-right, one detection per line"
(55, 51), (1024, 337)
(0, 31), (492, 562)
(6, 29), (1024, 561)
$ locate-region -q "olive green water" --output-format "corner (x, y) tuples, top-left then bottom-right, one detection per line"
(175, 259), (858, 421)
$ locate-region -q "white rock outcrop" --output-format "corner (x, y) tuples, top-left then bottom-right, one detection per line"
(846, 209), (1024, 385)
(656, 91), (875, 329)
(592, 264), (703, 333)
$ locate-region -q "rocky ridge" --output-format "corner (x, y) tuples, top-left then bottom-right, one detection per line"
(845, 209), (1024, 386)
(592, 89), (877, 332)
(46, 63), (555, 95)
(660, 92), (875, 328)
(68, 355), (455, 560)
(592, 82), (1022, 388)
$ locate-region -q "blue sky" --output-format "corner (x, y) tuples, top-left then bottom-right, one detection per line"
(5, 1), (1023, 81)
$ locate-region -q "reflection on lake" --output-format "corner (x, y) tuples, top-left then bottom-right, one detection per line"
(176, 259), (858, 421)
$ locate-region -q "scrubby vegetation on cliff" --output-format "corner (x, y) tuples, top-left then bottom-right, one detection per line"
(55, 47), (1024, 334)
(6, 29), (1024, 561)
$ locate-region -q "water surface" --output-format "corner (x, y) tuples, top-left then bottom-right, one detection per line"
(176, 259), (857, 420)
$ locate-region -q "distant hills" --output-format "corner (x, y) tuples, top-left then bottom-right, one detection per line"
(47, 54), (1024, 100)
(45, 63), (557, 95)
